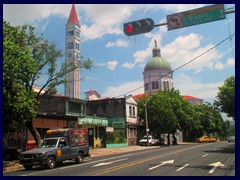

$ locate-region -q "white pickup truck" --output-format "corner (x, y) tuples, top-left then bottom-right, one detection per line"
(139, 135), (159, 146)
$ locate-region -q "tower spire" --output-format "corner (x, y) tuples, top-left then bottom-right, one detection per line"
(67, 4), (79, 24)
(65, 4), (81, 99)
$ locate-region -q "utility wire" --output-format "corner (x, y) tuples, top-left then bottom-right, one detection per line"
(114, 33), (235, 98)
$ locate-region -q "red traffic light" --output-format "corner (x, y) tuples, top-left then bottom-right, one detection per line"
(123, 18), (154, 36)
(126, 24), (133, 33)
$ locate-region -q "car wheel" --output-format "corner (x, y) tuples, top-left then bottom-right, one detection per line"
(47, 156), (56, 169)
(76, 152), (83, 164)
(23, 165), (33, 170)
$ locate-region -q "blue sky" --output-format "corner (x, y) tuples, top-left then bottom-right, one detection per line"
(3, 4), (235, 106)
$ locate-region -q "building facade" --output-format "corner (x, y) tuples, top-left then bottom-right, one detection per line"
(65, 4), (81, 99)
(85, 95), (139, 146)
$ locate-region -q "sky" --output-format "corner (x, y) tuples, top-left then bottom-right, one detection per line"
(3, 4), (235, 107)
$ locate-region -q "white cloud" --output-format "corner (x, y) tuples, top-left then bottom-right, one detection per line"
(161, 33), (224, 73)
(174, 74), (223, 103)
(106, 39), (129, 47)
(122, 62), (135, 69)
(214, 62), (224, 71)
(107, 61), (118, 71)
(226, 57), (235, 67)
(3, 4), (205, 41)
(3, 4), (71, 26)
(95, 62), (106, 67)
(102, 81), (144, 98)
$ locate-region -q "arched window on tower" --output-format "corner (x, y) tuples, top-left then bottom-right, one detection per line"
(145, 83), (149, 91)
(156, 81), (159, 89)
(163, 81), (169, 90)
(163, 81), (167, 90)
(152, 81), (155, 89)
(152, 81), (159, 90)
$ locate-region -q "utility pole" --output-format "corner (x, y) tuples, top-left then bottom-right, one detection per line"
(144, 103), (149, 146)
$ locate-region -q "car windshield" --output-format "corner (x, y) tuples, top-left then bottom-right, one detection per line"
(39, 139), (58, 148)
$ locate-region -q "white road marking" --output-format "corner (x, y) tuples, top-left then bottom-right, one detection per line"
(202, 154), (208, 157)
(209, 162), (224, 174)
(148, 160), (174, 170)
(92, 158), (128, 167)
(176, 164), (189, 171)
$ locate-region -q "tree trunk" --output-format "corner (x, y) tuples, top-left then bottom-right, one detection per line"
(26, 120), (42, 146)
(172, 131), (178, 145)
(167, 131), (170, 146)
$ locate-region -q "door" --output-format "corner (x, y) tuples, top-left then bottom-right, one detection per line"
(57, 138), (70, 161)
(88, 128), (94, 148)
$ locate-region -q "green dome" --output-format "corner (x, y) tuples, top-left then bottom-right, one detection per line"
(144, 42), (171, 71)
(144, 56), (171, 71)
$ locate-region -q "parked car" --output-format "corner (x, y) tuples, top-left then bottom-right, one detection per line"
(139, 135), (159, 146)
(228, 136), (235, 142)
(196, 136), (216, 143)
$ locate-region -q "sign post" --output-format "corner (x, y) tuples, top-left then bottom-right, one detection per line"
(167, 4), (226, 31)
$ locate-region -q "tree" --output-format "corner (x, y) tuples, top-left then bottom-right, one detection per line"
(214, 76), (235, 120)
(137, 89), (192, 145)
(3, 21), (93, 145)
(193, 103), (225, 139)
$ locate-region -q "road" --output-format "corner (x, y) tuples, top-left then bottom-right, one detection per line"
(3, 141), (235, 176)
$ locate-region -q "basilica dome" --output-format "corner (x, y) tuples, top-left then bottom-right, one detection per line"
(144, 45), (171, 71)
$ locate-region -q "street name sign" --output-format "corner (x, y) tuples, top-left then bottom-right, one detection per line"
(167, 4), (226, 30)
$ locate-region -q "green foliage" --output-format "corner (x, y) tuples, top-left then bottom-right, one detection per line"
(214, 76), (235, 120)
(136, 89), (228, 143)
(3, 20), (93, 144)
(3, 21), (38, 134)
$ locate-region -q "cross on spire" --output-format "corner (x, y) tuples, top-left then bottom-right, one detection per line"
(154, 39), (157, 47)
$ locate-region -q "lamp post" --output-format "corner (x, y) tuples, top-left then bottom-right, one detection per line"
(144, 103), (149, 146)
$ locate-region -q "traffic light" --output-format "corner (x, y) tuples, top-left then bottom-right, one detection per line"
(123, 18), (154, 36)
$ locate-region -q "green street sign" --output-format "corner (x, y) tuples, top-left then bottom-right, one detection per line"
(167, 4), (226, 30)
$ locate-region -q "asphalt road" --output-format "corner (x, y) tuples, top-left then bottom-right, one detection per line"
(3, 141), (235, 176)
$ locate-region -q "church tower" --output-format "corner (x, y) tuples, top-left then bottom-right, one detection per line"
(143, 40), (173, 94)
(65, 4), (81, 99)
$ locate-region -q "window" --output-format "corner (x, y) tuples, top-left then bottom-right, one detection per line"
(156, 81), (159, 89)
(75, 43), (79, 50)
(68, 42), (74, 50)
(68, 53), (73, 59)
(152, 81), (159, 90)
(68, 102), (83, 114)
(145, 83), (149, 91)
(152, 81), (155, 89)
(129, 106), (132, 116)
(133, 107), (135, 116)
(163, 81), (169, 90)
(76, 31), (80, 37)
(67, 30), (74, 36)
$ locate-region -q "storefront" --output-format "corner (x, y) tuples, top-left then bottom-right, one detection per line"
(78, 116), (108, 148)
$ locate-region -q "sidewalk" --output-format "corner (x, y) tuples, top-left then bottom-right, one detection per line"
(3, 146), (159, 172)
(89, 145), (159, 157)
